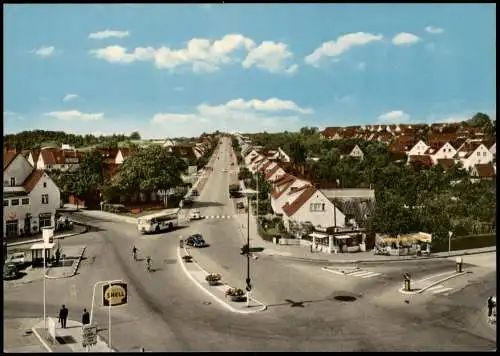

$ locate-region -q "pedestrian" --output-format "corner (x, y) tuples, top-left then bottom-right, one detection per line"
(487, 296), (496, 322)
(59, 305), (69, 329)
(82, 308), (90, 326)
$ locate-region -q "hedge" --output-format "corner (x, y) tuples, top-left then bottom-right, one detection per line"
(431, 233), (496, 253)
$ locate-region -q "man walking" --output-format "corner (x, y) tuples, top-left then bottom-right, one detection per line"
(487, 296), (496, 323)
(59, 305), (69, 328)
(82, 308), (90, 326)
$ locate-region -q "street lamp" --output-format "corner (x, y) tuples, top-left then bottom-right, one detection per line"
(239, 188), (258, 307)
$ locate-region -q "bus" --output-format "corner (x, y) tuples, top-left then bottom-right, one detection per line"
(137, 209), (179, 234)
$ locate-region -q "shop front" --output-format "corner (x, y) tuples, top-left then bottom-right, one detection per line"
(376, 232), (432, 256)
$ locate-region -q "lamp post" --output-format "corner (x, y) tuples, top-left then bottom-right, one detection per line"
(239, 188), (257, 307)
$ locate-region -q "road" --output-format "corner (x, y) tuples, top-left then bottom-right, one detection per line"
(4, 137), (496, 351)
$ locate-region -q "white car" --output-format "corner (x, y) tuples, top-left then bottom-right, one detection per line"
(8, 252), (26, 265)
(189, 210), (202, 220)
(222, 169), (228, 173)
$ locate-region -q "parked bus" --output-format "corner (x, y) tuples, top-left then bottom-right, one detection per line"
(137, 209), (179, 234)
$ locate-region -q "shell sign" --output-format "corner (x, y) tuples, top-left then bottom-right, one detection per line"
(102, 282), (128, 307)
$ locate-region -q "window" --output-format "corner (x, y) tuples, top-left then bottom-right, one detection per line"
(39, 213), (52, 228)
(10, 177), (15, 187)
(477, 152), (480, 156)
(483, 152), (487, 156)
(11, 199), (19, 206)
(310, 203), (325, 212)
(4, 200), (8, 207)
(43, 182), (47, 188)
(42, 194), (49, 204)
(22, 198), (30, 205)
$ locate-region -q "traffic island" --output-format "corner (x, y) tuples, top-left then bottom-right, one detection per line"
(31, 318), (113, 352)
(176, 246), (267, 314)
(45, 245), (86, 279)
(398, 270), (467, 295)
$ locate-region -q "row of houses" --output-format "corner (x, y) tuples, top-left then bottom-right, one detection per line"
(321, 122), (488, 142)
(239, 138), (376, 249)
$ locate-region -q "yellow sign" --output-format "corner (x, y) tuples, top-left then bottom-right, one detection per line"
(102, 282), (128, 307)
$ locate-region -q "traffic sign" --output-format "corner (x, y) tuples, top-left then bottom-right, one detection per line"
(82, 325), (97, 348)
(102, 282), (128, 307)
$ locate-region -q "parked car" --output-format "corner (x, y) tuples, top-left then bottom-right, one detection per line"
(189, 209), (202, 220)
(3, 262), (18, 280)
(186, 234), (208, 248)
(7, 252), (26, 265)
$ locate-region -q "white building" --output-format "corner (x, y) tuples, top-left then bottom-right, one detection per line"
(4, 151), (61, 239)
(424, 142), (458, 165)
(270, 175), (311, 216)
(407, 140), (430, 156)
(454, 142), (494, 170)
(281, 186), (346, 232)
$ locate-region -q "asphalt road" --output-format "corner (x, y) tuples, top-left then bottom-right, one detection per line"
(4, 137), (496, 351)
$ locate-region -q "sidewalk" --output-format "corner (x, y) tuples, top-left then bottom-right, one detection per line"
(45, 245), (86, 279)
(32, 318), (114, 352)
(6, 223), (88, 248)
(77, 209), (138, 224)
(177, 246), (267, 314)
(232, 200), (496, 265)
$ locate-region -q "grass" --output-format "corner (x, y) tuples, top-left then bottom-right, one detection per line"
(120, 208), (165, 218)
(257, 223), (284, 242)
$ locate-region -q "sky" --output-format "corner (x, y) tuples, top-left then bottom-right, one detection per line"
(3, 4), (496, 139)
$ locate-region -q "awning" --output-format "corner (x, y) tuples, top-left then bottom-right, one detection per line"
(309, 232), (329, 239)
(335, 235), (351, 240)
(30, 243), (55, 250)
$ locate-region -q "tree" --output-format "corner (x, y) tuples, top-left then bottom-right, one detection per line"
(113, 146), (187, 194)
(287, 141), (307, 163)
(130, 131), (141, 140)
(467, 112), (491, 128)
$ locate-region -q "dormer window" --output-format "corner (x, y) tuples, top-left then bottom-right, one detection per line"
(10, 177), (15, 187)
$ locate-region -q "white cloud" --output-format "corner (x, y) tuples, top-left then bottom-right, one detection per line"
(378, 110), (411, 122)
(149, 98), (313, 136)
(425, 26), (444, 34)
(392, 32), (422, 46)
(33, 46), (58, 57)
(91, 34), (259, 73)
(44, 110), (103, 121)
(90, 34), (301, 74)
(242, 41), (298, 74)
(173, 87), (185, 92)
(304, 32), (383, 67)
(3, 111), (24, 121)
(89, 29), (130, 40)
(63, 94), (79, 102)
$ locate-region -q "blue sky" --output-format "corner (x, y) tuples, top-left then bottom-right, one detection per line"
(4, 4), (496, 138)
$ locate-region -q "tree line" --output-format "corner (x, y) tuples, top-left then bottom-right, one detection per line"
(3, 130), (142, 150)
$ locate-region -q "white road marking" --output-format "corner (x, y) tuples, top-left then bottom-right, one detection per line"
(427, 285), (453, 294)
(350, 271), (374, 277)
(359, 272), (382, 279)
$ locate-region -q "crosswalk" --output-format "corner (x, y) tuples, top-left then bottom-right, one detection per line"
(202, 215), (239, 220)
(322, 267), (382, 279)
(424, 284), (453, 295)
(347, 270), (382, 279)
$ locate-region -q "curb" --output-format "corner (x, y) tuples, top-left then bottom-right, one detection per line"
(31, 326), (53, 352)
(271, 248), (497, 265)
(6, 226), (88, 248)
(398, 271), (467, 295)
(45, 246), (86, 280)
(177, 247), (267, 314)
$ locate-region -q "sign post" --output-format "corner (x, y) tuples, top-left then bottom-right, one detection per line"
(82, 324), (97, 351)
(90, 280), (128, 351)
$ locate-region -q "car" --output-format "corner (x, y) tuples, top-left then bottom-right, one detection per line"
(3, 262), (19, 280)
(189, 209), (202, 220)
(7, 252), (26, 265)
(186, 234), (208, 248)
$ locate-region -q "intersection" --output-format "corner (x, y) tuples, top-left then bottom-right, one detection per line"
(4, 137), (496, 352)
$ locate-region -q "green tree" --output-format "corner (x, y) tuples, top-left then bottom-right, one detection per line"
(130, 131), (141, 140)
(113, 146), (187, 194)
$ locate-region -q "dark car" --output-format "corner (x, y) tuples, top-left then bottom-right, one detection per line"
(186, 234), (208, 248)
(3, 262), (19, 280)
